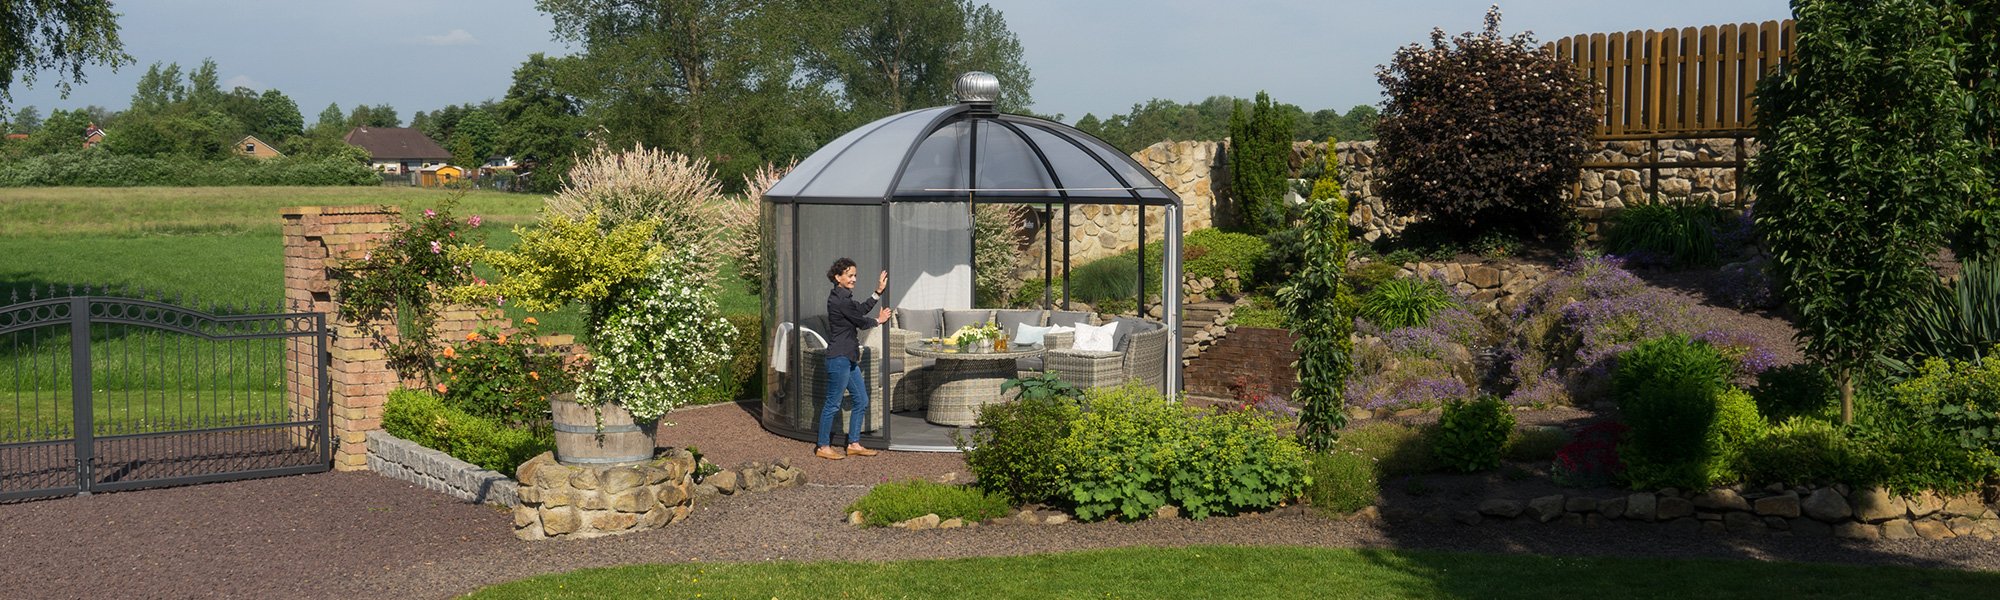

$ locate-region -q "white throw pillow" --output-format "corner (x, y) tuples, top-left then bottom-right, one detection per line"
(1014, 323), (1053, 346)
(1072, 322), (1117, 352)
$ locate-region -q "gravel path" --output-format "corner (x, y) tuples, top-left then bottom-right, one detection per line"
(5, 400), (1998, 599)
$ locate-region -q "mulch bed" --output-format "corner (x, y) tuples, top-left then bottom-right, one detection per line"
(3, 275), (1989, 599)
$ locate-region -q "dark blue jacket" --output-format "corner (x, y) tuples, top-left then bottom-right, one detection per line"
(824, 287), (879, 362)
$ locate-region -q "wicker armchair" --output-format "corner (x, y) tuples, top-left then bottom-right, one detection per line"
(1044, 323), (1169, 393)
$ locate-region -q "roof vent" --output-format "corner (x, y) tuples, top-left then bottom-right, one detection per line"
(954, 72), (1000, 106)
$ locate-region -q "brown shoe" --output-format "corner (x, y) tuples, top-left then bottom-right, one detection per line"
(845, 445), (879, 457)
(815, 446), (845, 460)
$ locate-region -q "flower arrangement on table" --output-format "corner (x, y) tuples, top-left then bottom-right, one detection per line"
(947, 322), (1002, 348)
(449, 143), (738, 426)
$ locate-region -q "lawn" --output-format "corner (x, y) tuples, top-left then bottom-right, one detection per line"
(467, 545), (2000, 599)
(0, 186), (764, 338)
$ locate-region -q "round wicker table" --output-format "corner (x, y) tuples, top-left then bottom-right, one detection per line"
(905, 342), (1045, 426)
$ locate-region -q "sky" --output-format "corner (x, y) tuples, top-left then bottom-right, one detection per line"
(7, 0), (1795, 125)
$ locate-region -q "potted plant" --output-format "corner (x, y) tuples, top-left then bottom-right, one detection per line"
(947, 322), (1001, 352)
(454, 144), (737, 465)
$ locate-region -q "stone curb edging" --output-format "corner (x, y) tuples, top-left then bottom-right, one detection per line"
(1406, 485), (2000, 541)
(365, 430), (519, 507)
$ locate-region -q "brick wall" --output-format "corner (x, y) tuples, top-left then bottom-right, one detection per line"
(1184, 326), (1298, 400)
(282, 205), (507, 471)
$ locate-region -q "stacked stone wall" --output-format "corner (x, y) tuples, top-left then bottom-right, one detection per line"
(1079, 138), (1753, 261)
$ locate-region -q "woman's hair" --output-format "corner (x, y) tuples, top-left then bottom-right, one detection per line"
(827, 257), (857, 283)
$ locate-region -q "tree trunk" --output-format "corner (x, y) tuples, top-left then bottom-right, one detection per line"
(1839, 367), (1854, 425)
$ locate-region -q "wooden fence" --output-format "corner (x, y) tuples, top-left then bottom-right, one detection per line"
(1547, 20), (1795, 139)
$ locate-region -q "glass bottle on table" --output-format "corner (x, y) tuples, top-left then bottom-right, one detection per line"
(996, 327), (1009, 352)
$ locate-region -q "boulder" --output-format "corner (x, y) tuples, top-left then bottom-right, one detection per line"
(1694, 489), (1751, 512)
(1947, 517), (1981, 537)
(1942, 493), (1987, 518)
(939, 518), (966, 529)
(1656, 496), (1695, 520)
(1914, 520), (1956, 540)
(1849, 487), (1907, 523)
(1754, 492), (1801, 518)
(1478, 499), (1524, 519)
(1879, 519), (1919, 540)
(1155, 505), (1181, 520)
(1906, 491), (1944, 519)
(1833, 522), (1880, 540)
(706, 470), (740, 494)
(1803, 488), (1852, 522)
(1625, 493), (1658, 521)
(1042, 514), (1070, 525)
(1599, 496), (1627, 520)
(1528, 495), (1567, 523)
(849, 511), (865, 526)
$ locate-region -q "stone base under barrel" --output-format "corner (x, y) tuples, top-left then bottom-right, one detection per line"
(512, 449), (696, 540)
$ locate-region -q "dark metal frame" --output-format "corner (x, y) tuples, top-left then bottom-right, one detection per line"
(762, 101), (1185, 451)
(0, 289), (330, 501)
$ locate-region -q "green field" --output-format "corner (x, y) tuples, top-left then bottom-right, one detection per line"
(468, 545), (2000, 599)
(0, 187), (759, 337)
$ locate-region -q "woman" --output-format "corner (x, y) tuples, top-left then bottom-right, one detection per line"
(818, 257), (891, 460)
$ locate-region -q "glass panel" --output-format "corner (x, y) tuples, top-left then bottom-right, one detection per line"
(795, 204), (888, 439)
(894, 123), (971, 196)
(1016, 123), (1128, 199)
(763, 203), (798, 429)
(972, 121), (1057, 198)
(764, 114), (889, 199)
(890, 202), (973, 310)
(799, 107), (955, 200)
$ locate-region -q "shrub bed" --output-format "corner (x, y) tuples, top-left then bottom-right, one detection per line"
(382, 389), (552, 473)
(0, 152), (379, 186)
(846, 480), (1014, 527)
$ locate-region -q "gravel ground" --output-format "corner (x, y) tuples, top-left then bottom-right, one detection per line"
(1, 282), (1986, 600)
(6, 400), (1998, 600)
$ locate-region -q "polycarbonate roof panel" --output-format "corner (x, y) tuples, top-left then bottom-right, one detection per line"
(765, 104), (1177, 205)
(767, 106), (959, 200)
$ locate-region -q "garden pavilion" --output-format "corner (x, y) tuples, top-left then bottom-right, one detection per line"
(759, 72), (1185, 452)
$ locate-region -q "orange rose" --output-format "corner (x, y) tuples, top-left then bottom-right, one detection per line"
(523, 317), (539, 325)
(497, 334), (509, 344)
(434, 383), (448, 394)
(441, 346), (457, 359)
(465, 331), (481, 342)
(529, 371), (540, 381)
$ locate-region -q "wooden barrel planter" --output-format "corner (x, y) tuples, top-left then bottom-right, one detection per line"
(551, 394), (659, 466)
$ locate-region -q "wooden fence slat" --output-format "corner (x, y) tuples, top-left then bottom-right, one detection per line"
(1680, 27), (1700, 133)
(1625, 30), (1644, 134)
(1606, 31), (1626, 135)
(1701, 25), (1722, 131)
(1718, 23), (1741, 129)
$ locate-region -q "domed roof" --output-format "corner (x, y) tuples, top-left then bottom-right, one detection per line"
(765, 89), (1176, 206)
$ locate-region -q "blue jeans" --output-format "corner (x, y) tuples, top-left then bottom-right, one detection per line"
(817, 355), (870, 447)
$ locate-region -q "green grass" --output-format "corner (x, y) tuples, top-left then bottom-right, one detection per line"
(0, 390), (292, 442)
(466, 545), (2000, 599)
(0, 186), (546, 237)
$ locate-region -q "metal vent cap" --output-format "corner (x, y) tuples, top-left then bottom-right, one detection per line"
(954, 72), (999, 104)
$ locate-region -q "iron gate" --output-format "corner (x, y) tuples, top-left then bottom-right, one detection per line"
(0, 287), (330, 501)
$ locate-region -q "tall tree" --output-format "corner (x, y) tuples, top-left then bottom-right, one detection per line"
(347, 103), (399, 128)
(496, 53), (584, 193)
(186, 58), (223, 111)
(448, 108), (499, 168)
(539, 0), (773, 156)
(1279, 138), (1355, 451)
(315, 102), (343, 130)
(257, 88), (303, 141)
(1749, 0), (1983, 423)
(796, 0), (1032, 118)
(1228, 91), (1293, 235)
(18, 106), (92, 155)
(1, 0), (131, 107)
(128, 62), (184, 113)
(7, 104), (37, 133)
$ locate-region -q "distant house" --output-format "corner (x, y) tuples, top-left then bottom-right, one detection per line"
(234, 135), (286, 159)
(342, 127), (452, 174)
(83, 123), (106, 149)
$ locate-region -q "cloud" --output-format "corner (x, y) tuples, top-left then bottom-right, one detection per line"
(416, 29), (478, 46)
(224, 75), (264, 90)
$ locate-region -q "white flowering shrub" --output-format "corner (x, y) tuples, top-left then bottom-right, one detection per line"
(576, 245), (737, 422)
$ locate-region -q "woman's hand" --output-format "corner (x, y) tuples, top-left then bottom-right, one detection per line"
(876, 307), (892, 324)
(876, 270), (888, 295)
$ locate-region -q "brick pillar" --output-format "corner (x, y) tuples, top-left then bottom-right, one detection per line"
(283, 205), (515, 472)
(284, 206), (402, 471)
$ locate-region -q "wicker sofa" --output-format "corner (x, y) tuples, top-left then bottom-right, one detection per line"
(1043, 317), (1170, 392)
